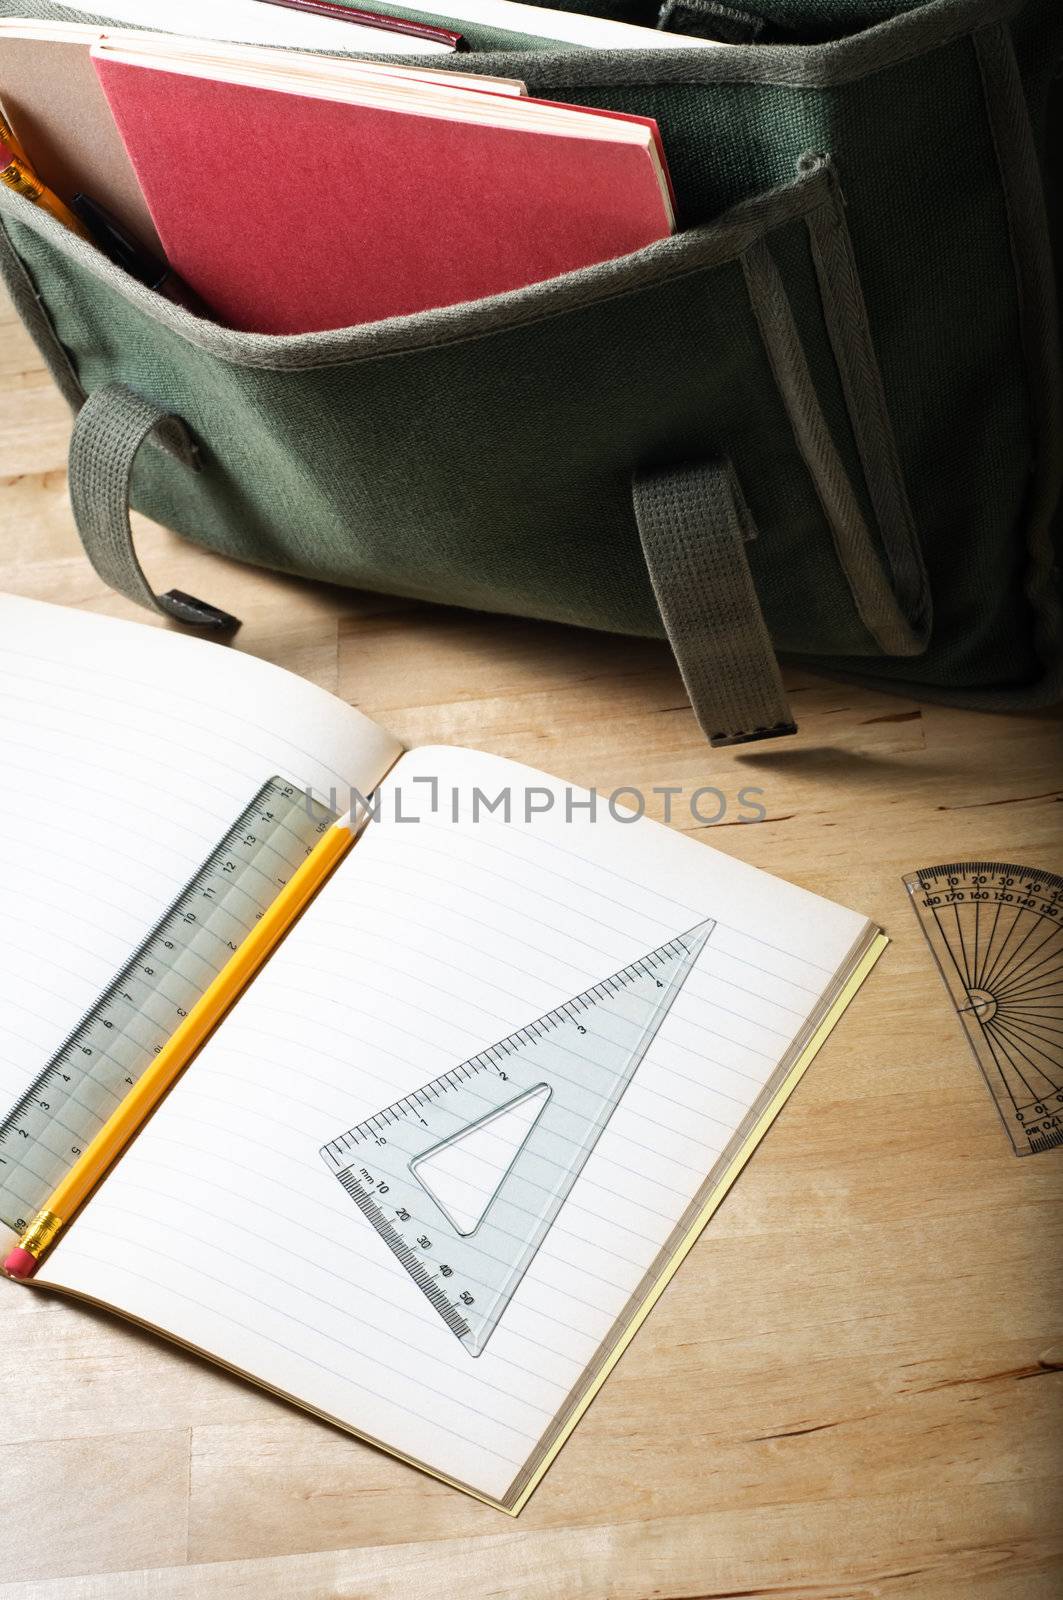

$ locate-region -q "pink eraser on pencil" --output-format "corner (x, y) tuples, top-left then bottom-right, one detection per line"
(3, 1246), (38, 1279)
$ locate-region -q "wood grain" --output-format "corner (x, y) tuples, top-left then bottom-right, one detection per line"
(1, 283), (1061, 1600)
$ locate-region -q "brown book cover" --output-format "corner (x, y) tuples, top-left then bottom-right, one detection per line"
(0, 30), (163, 251)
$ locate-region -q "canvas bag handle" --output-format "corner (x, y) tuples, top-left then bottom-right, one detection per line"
(68, 390), (794, 745)
(68, 383), (239, 632)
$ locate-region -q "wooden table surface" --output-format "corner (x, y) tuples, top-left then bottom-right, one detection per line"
(1, 285), (1061, 1600)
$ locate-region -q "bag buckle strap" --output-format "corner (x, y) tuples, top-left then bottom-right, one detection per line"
(634, 459), (796, 748)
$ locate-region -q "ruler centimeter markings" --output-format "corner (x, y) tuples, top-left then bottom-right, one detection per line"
(322, 920), (714, 1357)
(0, 776), (337, 1235)
(904, 860), (1063, 1157)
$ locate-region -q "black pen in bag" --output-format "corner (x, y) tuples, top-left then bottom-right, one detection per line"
(71, 192), (210, 316)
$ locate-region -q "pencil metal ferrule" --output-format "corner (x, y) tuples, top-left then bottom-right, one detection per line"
(19, 1207), (63, 1259)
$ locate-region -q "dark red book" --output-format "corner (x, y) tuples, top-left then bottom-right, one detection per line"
(255, 0), (467, 51)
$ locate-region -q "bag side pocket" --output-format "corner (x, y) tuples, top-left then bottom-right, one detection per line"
(967, 19), (1063, 706)
(742, 156), (932, 660)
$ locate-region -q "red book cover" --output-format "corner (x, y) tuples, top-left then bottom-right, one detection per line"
(92, 57), (674, 334)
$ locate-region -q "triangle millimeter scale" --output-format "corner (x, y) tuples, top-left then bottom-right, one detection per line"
(321, 920), (714, 1356)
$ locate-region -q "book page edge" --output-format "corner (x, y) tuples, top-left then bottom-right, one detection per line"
(506, 925), (891, 1515)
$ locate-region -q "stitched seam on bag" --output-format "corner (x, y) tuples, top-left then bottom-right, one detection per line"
(803, 172), (931, 642)
(0, 166), (831, 370)
(0, 216), (85, 412)
(469, 0), (1026, 91)
(972, 21), (1063, 697)
(11, 0), (1019, 90)
(331, 231), (781, 367)
(741, 234), (925, 659)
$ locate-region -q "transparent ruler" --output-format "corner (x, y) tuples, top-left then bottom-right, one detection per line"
(905, 860), (1063, 1156)
(0, 777), (335, 1235)
(322, 920), (714, 1357)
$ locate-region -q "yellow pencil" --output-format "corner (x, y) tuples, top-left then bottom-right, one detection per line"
(3, 812), (359, 1279)
(0, 130), (90, 239)
(0, 108), (28, 165)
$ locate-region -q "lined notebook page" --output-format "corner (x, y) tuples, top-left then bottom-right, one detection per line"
(0, 595), (401, 1247)
(41, 745), (872, 1503)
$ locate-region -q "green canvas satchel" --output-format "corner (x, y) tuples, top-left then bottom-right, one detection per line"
(1, 0), (1059, 745)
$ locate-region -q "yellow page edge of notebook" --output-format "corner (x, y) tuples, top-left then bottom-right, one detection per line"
(23, 930), (888, 1515)
(508, 925), (891, 1514)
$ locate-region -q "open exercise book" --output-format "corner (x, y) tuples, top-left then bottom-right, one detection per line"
(0, 595), (885, 1512)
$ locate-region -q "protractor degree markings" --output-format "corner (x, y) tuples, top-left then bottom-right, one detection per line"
(985, 1000), (1063, 1049)
(986, 918), (1061, 997)
(983, 1017), (1060, 1098)
(952, 902), (973, 990)
(930, 903), (982, 1009)
(996, 1009), (1063, 1042)
(961, 898), (990, 996)
(985, 1027), (1061, 1089)
(992, 974), (1063, 1011)
(980, 1030), (1043, 1108)
(993, 953), (1063, 1005)
(992, 979), (1063, 1017)
(986, 1017), (1063, 1079)
(998, 1011), (1063, 1034)
(993, 908), (1059, 992)
(972, 897), (981, 989)
(977, 904), (1029, 994)
(977, 1013), (1025, 1115)
(994, 1013), (1063, 1048)
(977, 898), (1005, 989)
(994, 940), (1063, 998)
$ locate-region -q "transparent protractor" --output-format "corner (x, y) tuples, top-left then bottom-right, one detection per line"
(906, 862), (1063, 1156)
